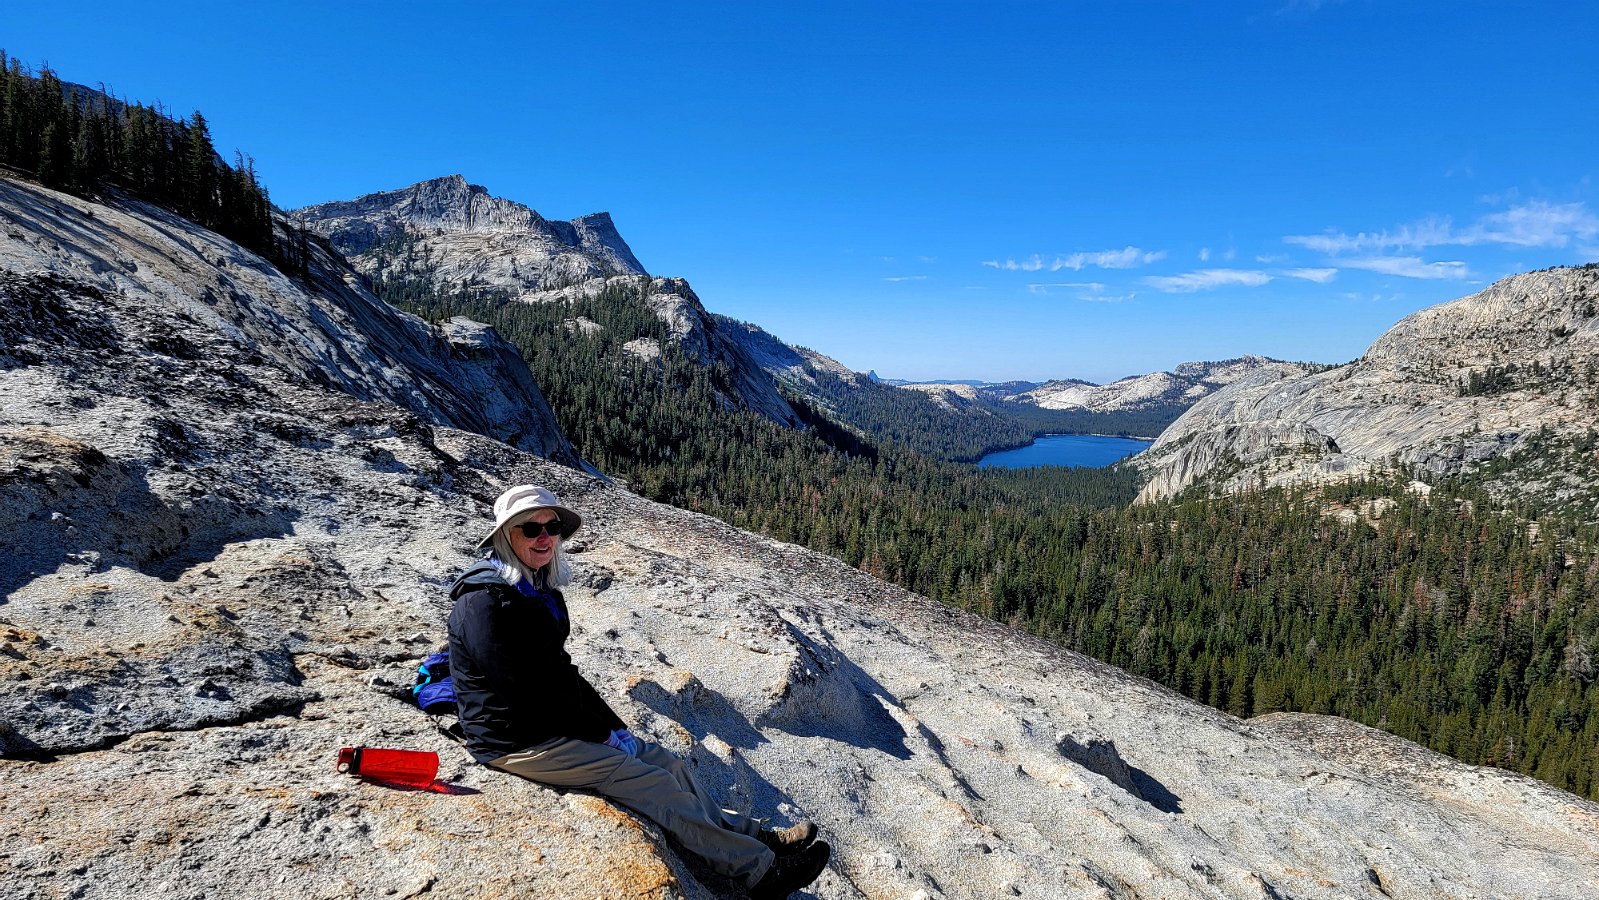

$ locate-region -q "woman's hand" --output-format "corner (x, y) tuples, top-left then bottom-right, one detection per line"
(606, 728), (641, 756)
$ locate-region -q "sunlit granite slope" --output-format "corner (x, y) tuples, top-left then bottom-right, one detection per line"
(1137, 267), (1599, 506)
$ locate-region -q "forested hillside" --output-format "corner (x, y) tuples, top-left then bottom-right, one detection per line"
(392, 278), (1599, 800)
(714, 316), (1188, 461)
(0, 55), (275, 260)
(774, 365), (1039, 461)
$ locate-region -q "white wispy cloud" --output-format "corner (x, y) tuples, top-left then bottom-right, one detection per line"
(1284, 201), (1599, 254)
(1284, 216), (1454, 254)
(1025, 282), (1133, 302)
(883, 275), (928, 282)
(982, 246), (1165, 272)
(1342, 256), (1471, 280)
(1284, 267), (1338, 283)
(1198, 247), (1211, 262)
(1027, 281), (1105, 293)
(1462, 201), (1599, 248)
(1143, 269), (1273, 293)
(983, 255), (1045, 271)
(1063, 246), (1167, 270)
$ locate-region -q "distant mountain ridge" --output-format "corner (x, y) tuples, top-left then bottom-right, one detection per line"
(1137, 266), (1599, 509)
(887, 357), (1295, 416)
(711, 317), (1286, 454)
(711, 314), (1039, 459)
(1011, 355), (1298, 412)
(712, 315), (860, 385)
(863, 359), (1290, 449)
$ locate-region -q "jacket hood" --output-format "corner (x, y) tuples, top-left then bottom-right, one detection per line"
(450, 556), (517, 600)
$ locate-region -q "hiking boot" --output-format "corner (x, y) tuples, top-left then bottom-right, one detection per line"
(757, 820), (818, 856)
(749, 840), (830, 899)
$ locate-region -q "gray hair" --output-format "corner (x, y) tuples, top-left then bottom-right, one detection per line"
(488, 517), (572, 590)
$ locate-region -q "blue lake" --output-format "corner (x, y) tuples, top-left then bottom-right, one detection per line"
(977, 434), (1154, 470)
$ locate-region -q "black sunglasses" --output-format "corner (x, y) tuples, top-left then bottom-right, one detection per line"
(515, 520), (564, 539)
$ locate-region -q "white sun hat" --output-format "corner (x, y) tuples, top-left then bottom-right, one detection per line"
(478, 484), (582, 549)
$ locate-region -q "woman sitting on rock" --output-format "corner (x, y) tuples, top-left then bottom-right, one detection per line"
(447, 484), (831, 898)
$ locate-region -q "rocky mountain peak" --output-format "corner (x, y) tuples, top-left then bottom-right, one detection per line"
(1362, 266), (1599, 369)
(1136, 266), (1599, 507)
(303, 178), (800, 429)
(296, 176), (646, 292)
(1172, 354), (1279, 380)
(300, 173), (543, 234)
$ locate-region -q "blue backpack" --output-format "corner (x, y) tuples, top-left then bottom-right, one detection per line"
(412, 650), (465, 741)
(412, 650), (456, 713)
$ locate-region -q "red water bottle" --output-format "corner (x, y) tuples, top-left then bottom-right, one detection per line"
(336, 747), (439, 786)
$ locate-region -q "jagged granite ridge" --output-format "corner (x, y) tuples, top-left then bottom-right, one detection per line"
(296, 174), (647, 292)
(300, 178), (802, 429)
(712, 315), (861, 388)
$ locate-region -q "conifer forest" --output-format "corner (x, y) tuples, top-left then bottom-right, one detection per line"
(0, 55), (276, 261)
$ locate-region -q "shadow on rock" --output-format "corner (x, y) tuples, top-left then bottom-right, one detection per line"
(0, 427), (298, 595)
(2, 646), (316, 758)
(628, 671), (768, 751)
(626, 672), (802, 830)
(0, 722), (59, 762)
(757, 623), (912, 761)
(1058, 735), (1183, 814)
(354, 778), (482, 796)
(137, 492), (298, 583)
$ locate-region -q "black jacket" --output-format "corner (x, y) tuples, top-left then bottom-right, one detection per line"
(446, 559), (627, 764)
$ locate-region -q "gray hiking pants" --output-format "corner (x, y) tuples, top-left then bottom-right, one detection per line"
(490, 738), (775, 887)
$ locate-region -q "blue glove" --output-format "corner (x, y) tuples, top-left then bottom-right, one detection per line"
(605, 728), (641, 757)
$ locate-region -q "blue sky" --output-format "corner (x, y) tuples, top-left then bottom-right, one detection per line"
(6, 1), (1597, 383)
